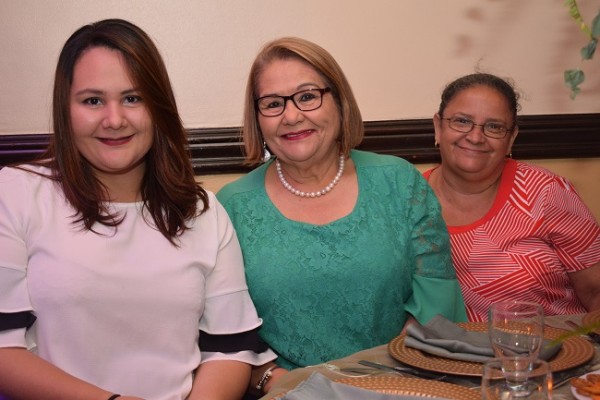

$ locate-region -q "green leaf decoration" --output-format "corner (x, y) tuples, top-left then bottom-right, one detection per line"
(563, 1), (597, 98)
(564, 69), (585, 86)
(591, 9), (600, 37)
(581, 38), (597, 60)
(565, 0), (593, 38)
(564, 69), (585, 99)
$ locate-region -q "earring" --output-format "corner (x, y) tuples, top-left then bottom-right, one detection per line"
(506, 152), (512, 158)
(434, 141), (439, 148)
(262, 142), (271, 162)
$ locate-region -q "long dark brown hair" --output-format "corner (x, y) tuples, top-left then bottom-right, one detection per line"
(32, 18), (208, 245)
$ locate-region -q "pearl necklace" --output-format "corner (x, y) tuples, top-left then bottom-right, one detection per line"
(275, 155), (345, 198)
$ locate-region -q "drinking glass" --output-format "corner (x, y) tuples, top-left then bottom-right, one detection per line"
(488, 301), (544, 362)
(482, 357), (552, 399)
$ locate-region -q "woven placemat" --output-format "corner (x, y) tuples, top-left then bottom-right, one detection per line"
(388, 322), (594, 376)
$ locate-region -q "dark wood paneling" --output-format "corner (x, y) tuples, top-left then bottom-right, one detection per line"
(1, 113), (598, 174)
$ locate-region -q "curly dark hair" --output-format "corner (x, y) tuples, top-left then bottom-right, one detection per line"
(438, 73), (521, 127)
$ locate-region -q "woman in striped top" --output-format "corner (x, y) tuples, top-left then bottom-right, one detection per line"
(424, 73), (600, 322)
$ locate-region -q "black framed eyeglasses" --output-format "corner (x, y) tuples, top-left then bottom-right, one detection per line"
(255, 87), (331, 117)
(441, 116), (513, 139)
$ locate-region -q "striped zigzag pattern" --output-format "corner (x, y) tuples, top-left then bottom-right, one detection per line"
(451, 162), (600, 322)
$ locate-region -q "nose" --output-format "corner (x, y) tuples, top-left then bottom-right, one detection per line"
(466, 124), (485, 143)
(281, 98), (303, 123)
(102, 102), (127, 129)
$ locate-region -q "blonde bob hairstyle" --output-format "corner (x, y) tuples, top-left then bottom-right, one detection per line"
(242, 37), (364, 165)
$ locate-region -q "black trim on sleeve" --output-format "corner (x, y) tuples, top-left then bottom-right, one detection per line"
(0, 311), (37, 332)
(199, 326), (269, 353)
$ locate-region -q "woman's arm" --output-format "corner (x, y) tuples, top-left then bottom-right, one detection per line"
(0, 347), (143, 400)
(570, 261), (600, 311)
(187, 360), (251, 400)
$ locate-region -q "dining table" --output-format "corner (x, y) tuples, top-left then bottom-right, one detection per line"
(262, 313), (600, 400)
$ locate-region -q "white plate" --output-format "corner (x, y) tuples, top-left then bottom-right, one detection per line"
(570, 371), (600, 400)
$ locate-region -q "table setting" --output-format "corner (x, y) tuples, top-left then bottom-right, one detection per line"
(264, 305), (600, 400)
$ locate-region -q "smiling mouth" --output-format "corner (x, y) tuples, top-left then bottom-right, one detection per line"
(98, 135), (134, 146)
(457, 144), (487, 154)
(282, 129), (313, 140)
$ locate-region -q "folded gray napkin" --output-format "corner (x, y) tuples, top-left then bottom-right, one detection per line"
(281, 372), (448, 400)
(404, 314), (561, 363)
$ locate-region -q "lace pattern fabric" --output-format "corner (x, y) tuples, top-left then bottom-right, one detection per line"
(217, 150), (465, 369)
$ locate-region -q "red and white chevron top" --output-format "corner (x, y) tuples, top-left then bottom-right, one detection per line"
(425, 159), (600, 322)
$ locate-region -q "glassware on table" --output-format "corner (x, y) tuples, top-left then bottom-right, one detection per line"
(482, 357), (552, 399)
(488, 301), (544, 363)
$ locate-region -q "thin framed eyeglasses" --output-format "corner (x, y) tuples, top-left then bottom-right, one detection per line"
(441, 116), (513, 139)
(255, 87), (331, 117)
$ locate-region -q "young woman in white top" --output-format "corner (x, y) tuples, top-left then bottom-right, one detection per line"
(0, 19), (274, 400)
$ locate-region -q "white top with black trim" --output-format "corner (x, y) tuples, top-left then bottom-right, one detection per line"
(0, 165), (275, 400)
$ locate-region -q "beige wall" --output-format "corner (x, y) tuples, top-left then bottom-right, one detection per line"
(1, 0), (599, 135)
(198, 158), (600, 222)
(2, 2), (598, 217)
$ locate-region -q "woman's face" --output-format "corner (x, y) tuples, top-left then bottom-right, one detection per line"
(256, 58), (341, 166)
(70, 46), (153, 184)
(433, 85), (517, 180)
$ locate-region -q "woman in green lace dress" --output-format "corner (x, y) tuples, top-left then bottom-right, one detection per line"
(216, 37), (467, 396)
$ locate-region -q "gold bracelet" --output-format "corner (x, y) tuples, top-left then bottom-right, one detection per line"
(255, 365), (277, 392)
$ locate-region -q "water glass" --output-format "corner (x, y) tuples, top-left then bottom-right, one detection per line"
(488, 301), (544, 361)
(482, 357), (552, 399)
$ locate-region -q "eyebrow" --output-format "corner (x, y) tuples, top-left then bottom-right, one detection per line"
(259, 82), (324, 98)
(73, 88), (140, 96)
(452, 113), (507, 123)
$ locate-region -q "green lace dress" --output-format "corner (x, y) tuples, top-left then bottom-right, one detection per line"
(217, 150), (467, 369)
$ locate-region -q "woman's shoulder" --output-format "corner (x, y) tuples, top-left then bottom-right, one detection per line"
(351, 149), (413, 169)
(352, 150), (423, 189)
(498, 159), (592, 217)
(0, 165), (57, 216)
(514, 159), (553, 175)
(0, 164), (52, 184)
(512, 160), (571, 188)
(216, 162), (268, 204)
